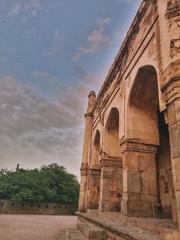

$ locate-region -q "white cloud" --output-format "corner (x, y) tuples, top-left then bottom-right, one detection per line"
(97, 17), (110, 26)
(73, 65), (101, 86)
(33, 70), (58, 81)
(8, 0), (43, 18)
(73, 18), (110, 61)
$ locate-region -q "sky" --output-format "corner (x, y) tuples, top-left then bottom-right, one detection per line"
(0, 0), (141, 177)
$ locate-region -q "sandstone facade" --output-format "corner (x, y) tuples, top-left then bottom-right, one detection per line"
(78, 0), (180, 239)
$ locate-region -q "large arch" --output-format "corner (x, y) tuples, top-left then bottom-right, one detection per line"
(122, 65), (174, 218)
(127, 65), (159, 144)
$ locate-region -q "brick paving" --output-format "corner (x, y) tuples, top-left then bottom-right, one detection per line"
(0, 214), (77, 240)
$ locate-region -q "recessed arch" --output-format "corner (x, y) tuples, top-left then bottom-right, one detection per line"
(105, 107), (119, 132)
(104, 107), (121, 157)
(127, 65), (159, 144)
(91, 129), (101, 167)
(129, 65), (159, 110)
(126, 65), (174, 218)
(94, 130), (100, 153)
(100, 107), (123, 212)
(88, 129), (101, 210)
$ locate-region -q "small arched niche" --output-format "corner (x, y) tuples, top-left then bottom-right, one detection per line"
(104, 108), (121, 157)
(92, 130), (101, 167)
(100, 108), (123, 212)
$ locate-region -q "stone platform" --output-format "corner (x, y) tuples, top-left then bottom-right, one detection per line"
(73, 212), (180, 240)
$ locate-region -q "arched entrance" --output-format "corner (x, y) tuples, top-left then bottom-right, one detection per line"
(122, 65), (174, 218)
(99, 108), (123, 212)
(157, 112), (174, 218)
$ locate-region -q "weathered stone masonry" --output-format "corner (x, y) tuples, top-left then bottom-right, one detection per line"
(78, 0), (180, 239)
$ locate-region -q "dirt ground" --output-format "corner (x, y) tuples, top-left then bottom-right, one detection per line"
(0, 214), (77, 240)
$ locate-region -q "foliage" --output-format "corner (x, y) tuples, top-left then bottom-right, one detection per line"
(0, 164), (79, 207)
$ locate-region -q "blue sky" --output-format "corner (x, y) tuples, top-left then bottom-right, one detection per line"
(0, 0), (141, 176)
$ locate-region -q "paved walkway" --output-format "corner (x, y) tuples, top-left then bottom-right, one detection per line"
(0, 214), (77, 240)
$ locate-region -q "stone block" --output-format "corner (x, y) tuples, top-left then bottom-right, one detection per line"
(160, 228), (180, 240)
(123, 169), (128, 193)
(170, 123), (180, 158)
(168, 102), (177, 125)
(124, 152), (139, 170)
(89, 230), (107, 240)
(171, 198), (178, 223)
(175, 100), (180, 122)
(171, 158), (180, 191)
(127, 170), (141, 194)
(149, 177), (158, 196)
(139, 153), (149, 171)
(102, 169), (114, 179)
(126, 200), (153, 217)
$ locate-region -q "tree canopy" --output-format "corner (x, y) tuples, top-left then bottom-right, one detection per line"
(0, 163), (79, 206)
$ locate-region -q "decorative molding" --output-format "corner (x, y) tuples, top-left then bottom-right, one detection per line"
(100, 157), (122, 168)
(120, 138), (158, 154)
(80, 163), (88, 176)
(88, 168), (101, 176)
(170, 38), (180, 58)
(161, 60), (180, 84)
(166, 1), (180, 19)
(161, 61), (180, 105)
(161, 76), (180, 105)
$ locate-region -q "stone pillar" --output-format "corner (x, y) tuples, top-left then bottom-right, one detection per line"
(78, 91), (96, 212)
(157, 0), (180, 228)
(161, 75), (180, 227)
(120, 138), (159, 218)
(99, 154), (123, 212)
(86, 168), (101, 210)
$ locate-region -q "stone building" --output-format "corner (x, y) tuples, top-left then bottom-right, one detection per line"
(75, 0), (180, 239)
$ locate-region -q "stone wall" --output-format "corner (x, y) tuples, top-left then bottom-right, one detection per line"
(0, 200), (76, 215)
(78, 0), (180, 236)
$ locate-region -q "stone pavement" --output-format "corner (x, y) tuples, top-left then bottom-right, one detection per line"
(0, 214), (77, 240)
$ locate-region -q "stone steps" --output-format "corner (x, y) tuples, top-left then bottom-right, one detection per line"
(66, 228), (85, 240)
(97, 212), (175, 235)
(77, 212), (161, 240)
(78, 220), (107, 240)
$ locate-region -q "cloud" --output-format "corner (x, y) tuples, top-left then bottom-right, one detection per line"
(8, 3), (21, 17)
(73, 18), (110, 61)
(73, 65), (98, 83)
(43, 30), (65, 57)
(53, 66), (102, 120)
(21, 27), (37, 39)
(8, 0), (43, 18)
(0, 75), (90, 175)
(97, 17), (110, 26)
(33, 70), (58, 81)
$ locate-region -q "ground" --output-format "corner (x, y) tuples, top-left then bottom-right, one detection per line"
(0, 214), (77, 240)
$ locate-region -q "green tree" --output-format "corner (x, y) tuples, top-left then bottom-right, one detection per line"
(0, 164), (79, 207)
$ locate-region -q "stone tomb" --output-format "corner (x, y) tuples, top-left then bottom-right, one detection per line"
(76, 0), (180, 239)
